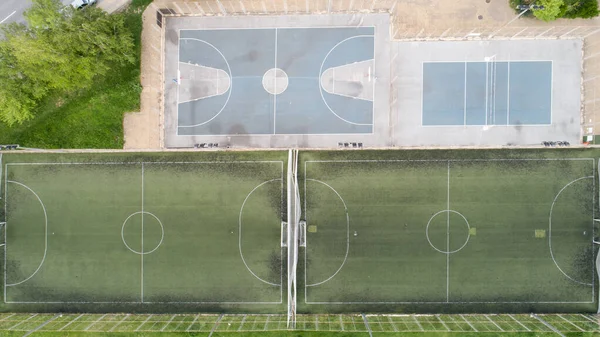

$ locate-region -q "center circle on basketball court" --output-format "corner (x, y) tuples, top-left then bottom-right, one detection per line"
(262, 68), (289, 95)
(425, 210), (470, 254)
(121, 211), (164, 255)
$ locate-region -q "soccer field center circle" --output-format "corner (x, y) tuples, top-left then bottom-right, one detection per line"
(426, 210), (471, 254)
(121, 211), (165, 255)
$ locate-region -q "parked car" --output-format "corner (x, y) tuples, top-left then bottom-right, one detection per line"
(70, 0), (97, 9)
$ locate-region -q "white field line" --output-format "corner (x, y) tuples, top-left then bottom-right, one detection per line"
(305, 300), (594, 304)
(7, 161), (284, 166)
(446, 161), (450, 302)
(161, 315), (176, 331)
(315, 316), (319, 330)
(549, 176), (595, 286)
(436, 316), (450, 331)
(5, 181), (47, 287)
(413, 316), (424, 331)
(9, 313), (38, 330)
(135, 314), (153, 331)
(263, 315), (270, 330)
(305, 178), (350, 288)
(340, 315), (345, 331)
(238, 178), (282, 286)
(485, 315), (504, 331)
(186, 314), (200, 331)
(460, 315), (477, 332)
(508, 314), (531, 331)
(557, 314), (585, 331)
(6, 300), (283, 304)
(59, 314), (84, 331)
(306, 158), (595, 164)
(273, 28), (277, 134)
(3, 163), (5, 303)
(109, 314), (130, 332)
(141, 163), (144, 302)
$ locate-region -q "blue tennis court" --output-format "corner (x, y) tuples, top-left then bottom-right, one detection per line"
(422, 61), (552, 126)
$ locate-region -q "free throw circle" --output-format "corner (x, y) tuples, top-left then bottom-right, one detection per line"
(262, 68), (289, 95)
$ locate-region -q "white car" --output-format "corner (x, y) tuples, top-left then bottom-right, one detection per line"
(70, 0), (97, 9)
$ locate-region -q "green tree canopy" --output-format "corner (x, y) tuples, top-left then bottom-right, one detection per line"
(0, 0), (135, 125)
(532, 0), (566, 21)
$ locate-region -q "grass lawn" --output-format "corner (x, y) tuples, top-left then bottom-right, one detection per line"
(0, 0), (152, 149)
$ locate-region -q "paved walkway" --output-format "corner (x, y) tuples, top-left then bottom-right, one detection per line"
(98, 0), (132, 13)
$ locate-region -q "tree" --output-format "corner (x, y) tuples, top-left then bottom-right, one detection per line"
(532, 0), (565, 21)
(0, 0), (135, 125)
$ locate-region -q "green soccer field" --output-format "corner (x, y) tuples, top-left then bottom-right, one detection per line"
(298, 149), (598, 313)
(0, 149), (599, 314)
(1, 151), (287, 312)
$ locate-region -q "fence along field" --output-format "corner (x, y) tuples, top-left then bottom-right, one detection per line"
(0, 313), (599, 334)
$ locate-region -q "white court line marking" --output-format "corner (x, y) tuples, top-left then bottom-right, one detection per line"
(176, 63), (231, 104)
(9, 313), (37, 330)
(239, 178), (282, 286)
(549, 176), (594, 286)
(59, 314), (84, 331)
(177, 38), (232, 128)
(135, 314), (152, 331)
(318, 34), (375, 126)
(273, 28), (277, 134)
(186, 314), (200, 331)
(0, 11), (16, 24)
(446, 161), (450, 302)
(305, 178), (350, 287)
(463, 62), (467, 125)
(321, 60), (375, 102)
(507, 60), (510, 125)
(5, 181), (48, 287)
